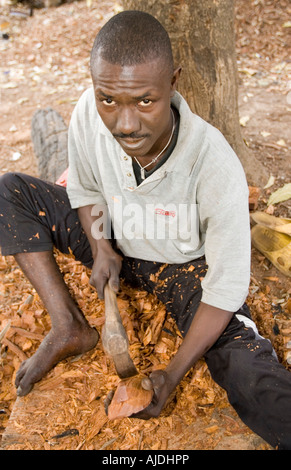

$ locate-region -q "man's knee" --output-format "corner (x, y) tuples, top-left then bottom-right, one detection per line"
(0, 172), (24, 197)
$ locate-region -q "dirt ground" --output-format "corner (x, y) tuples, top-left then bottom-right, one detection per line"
(0, 0), (290, 451)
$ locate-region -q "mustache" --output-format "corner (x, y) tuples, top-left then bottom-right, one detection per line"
(113, 132), (150, 139)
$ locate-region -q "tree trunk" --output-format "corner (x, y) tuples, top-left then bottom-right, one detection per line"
(122, 0), (268, 187)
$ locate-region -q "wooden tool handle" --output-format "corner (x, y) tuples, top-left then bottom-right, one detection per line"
(103, 284), (129, 356)
(102, 284), (138, 378)
(104, 284), (121, 323)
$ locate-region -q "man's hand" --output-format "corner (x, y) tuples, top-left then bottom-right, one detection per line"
(130, 370), (175, 419)
(77, 204), (122, 299)
(89, 241), (122, 299)
(104, 370), (175, 420)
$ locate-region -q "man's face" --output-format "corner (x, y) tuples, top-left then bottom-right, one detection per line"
(91, 55), (180, 159)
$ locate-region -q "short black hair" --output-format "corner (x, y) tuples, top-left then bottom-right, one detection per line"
(90, 10), (174, 74)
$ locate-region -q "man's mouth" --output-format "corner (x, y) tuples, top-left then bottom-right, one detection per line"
(121, 137), (144, 143)
(114, 134), (150, 152)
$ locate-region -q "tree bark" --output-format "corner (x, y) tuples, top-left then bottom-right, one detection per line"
(122, 0), (268, 187)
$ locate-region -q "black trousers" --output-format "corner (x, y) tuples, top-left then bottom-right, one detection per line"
(1, 172), (291, 450)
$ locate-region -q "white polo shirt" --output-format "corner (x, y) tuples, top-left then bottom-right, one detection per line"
(67, 87), (251, 312)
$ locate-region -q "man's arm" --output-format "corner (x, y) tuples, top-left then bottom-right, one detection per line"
(166, 302), (232, 384)
(133, 302), (233, 419)
(77, 204), (122, 299)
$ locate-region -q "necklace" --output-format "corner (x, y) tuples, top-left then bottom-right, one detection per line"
(134, 109), (175, 180)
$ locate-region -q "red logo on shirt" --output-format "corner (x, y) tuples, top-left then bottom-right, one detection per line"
(155, 208), (176, 217)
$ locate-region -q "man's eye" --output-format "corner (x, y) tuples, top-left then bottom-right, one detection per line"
(139, 99), (152, 107)
(102, 98), (115, 106)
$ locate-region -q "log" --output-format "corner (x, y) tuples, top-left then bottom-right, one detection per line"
(31, 108), (68, 183)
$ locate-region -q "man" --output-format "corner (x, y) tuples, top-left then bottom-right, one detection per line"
(0, 11), (291, 449)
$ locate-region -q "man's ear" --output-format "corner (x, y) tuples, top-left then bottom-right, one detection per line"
(170, 66), (182, 96)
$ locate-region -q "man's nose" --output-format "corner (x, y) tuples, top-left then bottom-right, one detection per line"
(116, 106), (141, 136)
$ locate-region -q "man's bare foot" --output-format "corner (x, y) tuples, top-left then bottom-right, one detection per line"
(15, 320), (99, 396)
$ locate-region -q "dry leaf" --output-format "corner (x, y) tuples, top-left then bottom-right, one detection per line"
(264, 175), (275, 189)
(268, 183), (291, 206)
(261, 131), (271, 138)
(239, 115), (250, 127)
(276, 139), (287, 147)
